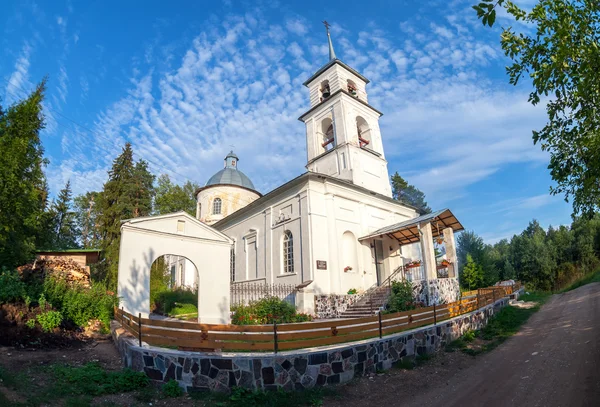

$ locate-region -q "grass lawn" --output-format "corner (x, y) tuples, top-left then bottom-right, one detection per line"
(446, 290), (551, 356)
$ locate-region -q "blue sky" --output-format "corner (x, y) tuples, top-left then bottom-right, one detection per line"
(1, 0), (572, 243)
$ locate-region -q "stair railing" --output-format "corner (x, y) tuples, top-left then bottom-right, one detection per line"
(360, 265), (405, 314)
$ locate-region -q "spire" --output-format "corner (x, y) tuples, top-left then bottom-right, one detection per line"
(323, 20), (336, 60)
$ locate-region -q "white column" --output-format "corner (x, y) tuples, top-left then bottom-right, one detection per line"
(419, 222), (437, 280)
(443, 227), (457, 278)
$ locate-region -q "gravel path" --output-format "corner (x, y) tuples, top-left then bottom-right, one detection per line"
(326, 282), (600, 407)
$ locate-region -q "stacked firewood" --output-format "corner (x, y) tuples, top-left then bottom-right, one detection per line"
(18, 258), (91, 287)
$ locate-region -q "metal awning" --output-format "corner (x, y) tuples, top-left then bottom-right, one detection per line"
(359, 208), (464, 245)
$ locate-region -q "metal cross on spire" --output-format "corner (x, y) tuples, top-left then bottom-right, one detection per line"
(322, 20), (336, 60)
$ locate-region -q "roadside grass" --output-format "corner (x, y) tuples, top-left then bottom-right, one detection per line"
(189, 386), (337, 407)
(559, 268), (600, 293)
(446, 291), (551, 356)
(0, 362), (150, 406)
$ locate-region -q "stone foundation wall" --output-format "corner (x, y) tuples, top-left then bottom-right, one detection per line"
(314, 294), (361, 319)
(111, 291), (520, 393)
(412, 278), (460, 305)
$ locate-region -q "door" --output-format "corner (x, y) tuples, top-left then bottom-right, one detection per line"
(374, 239), (385, 286)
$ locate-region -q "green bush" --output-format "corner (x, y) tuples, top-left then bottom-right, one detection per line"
(0, 268), (26, 303)
(154, 288), (197, 314)
(162, 379), (183, 398)
(347, 288), (358, 295)
(25, 318), (36, 329)
(386, 280), (418, 313)
(231, 297), (312, 325)
(42, 276), (118, 328)
(37, 310), (63, 332)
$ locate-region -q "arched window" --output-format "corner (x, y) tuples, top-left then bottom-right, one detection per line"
(347, 79), (357, 96)
(213, 198), (222, 215)
(321, 117), (335, 152)
(320, 80), (331, 102)
(356, 116), (372, 149)
(282, 231), (294, 274)
(342, 231), (358, 273)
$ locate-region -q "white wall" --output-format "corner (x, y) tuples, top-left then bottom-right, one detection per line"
(117, 213), (232, 324)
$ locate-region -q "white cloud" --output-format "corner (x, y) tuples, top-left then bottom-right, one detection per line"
(5, 42), (32, 104)
(286, 18), (308, 36)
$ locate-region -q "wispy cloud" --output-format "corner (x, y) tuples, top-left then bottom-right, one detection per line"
(5, 42), (32, 104)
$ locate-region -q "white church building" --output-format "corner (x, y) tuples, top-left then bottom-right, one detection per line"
(118, 27), (463, 323)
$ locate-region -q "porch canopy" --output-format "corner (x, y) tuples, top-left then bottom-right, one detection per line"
(359, 208), (464, 246)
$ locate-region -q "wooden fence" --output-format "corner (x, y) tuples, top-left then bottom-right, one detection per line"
(116, 283), (521, 353)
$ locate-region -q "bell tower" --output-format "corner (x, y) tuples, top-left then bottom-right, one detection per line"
(299, 21), (392, 197)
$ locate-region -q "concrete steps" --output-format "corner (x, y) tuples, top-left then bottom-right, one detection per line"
(339, 287), (392, 318)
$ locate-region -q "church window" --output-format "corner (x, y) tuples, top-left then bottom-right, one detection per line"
(321, 117), (335, 152)
(320, 80), (331, 102)
(356, 116), (372, 149)
(230, 245), (236, 282)
(282, 231), (294, 274)
(213, 198), (222, 215)
(347, 79), (358, 96)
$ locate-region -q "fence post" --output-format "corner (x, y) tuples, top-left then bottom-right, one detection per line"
(138, 313), (142, 347)
(433, 302), (437, 325)
(476, 291), (480, 309)
(493, 289), (497, 303)
(120, 306), (124, 325)
(378, 312), (383, 338)
(273, 321), (278, 354)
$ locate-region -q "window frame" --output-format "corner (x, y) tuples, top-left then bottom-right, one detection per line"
(213, 197), (222, 215)
(282, 230), (294, 274)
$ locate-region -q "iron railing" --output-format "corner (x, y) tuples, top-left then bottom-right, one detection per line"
(230, 281), (297, 307)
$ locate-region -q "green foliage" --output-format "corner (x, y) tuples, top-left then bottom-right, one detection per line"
(474, 0), (600, 216)
(36, 310), (63, 332)
(390, 172), (431, 215)
(461, 254), (484, 290)
(386, 280), (418, 313)
(47, 180), (79, 249)
(154, 288), (197, 314)
(154, 174), (200, 216)
(347, 288), (357, 295)
(162, 379), (183, 398)
(0, 80), (49, 268)
(0, 268), (26, 303)
(150, 256), (171, 311)
(25, 318), (36, 329)
(42, 276), (118, 328)
(457, 216), (600, 291)
(96, 143), (155, 290)
(231, 297), (312, 325)
(73, 191), (102, 249)
(560, 268), (600, 292)
(49, 362), (149, 396)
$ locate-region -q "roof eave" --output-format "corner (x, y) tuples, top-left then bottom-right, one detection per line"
(302, 59), (370, 87)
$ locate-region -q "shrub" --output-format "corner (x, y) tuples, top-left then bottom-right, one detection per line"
(386, 280), (418, 313)
(347, 288), (358, 295)
(154, 288), (197, 314)
(231, 297), (312, 325)
(25, 318), (36, 329)
(43, 276), (118, 329)
(37, 310), (63, 332)
(162, 379), (183, 398)
(0, 268), (26, 303)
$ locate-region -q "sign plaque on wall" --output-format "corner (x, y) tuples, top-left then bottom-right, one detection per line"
(316, 260), (327, 270)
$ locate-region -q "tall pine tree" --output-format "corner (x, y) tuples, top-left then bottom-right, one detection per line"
(390, 172), (431, 215)
(0, 81), (49, 267)
(51, 180), (79, 249)
(97, 143), (154, 288)
(74, 191), (101, 248)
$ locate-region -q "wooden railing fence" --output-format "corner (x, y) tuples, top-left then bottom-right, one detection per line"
(115, 283), (521, 354)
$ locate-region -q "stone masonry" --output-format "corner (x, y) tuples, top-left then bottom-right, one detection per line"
(111, 293), (519, 393)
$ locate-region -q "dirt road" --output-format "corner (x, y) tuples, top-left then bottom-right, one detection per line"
(328, 283), (600, 407)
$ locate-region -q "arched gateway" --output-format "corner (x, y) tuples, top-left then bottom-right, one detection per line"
(117, 211), (232, 324)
